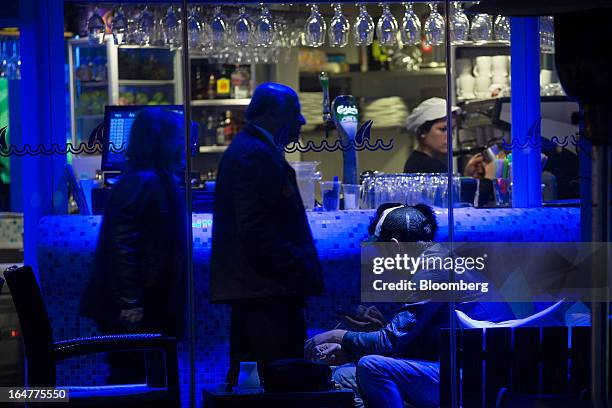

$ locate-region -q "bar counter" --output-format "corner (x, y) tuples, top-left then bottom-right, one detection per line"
(36, 207), (578, 389)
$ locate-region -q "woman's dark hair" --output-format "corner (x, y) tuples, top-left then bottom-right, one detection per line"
(416, 119), (438, 139)
(125, 107), (184, 174)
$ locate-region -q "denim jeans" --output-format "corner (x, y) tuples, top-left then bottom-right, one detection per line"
(333, 356), (440, 408)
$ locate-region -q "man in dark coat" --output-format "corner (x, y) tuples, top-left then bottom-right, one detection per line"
(80, 108), (187, 384)
(211, 82), (324, 386)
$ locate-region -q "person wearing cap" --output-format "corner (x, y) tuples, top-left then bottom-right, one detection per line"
(211, 83), (324, 388)
(404, 97), (485, 178)
(304, 203), (512, 408)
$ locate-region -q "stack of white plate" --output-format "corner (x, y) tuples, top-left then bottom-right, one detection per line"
(299, 92), (324, 132)
(363, 97), (409, 129)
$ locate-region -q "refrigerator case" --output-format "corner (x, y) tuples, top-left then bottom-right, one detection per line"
(68, 38), (183, 146)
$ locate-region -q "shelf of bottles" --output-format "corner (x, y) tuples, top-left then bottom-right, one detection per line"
(191, 61), (252, 152)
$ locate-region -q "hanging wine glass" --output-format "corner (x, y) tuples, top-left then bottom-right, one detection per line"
(354, 4), (374, 46)
(400, 2), (421, 46)
(187, 8), (203, 51)
(494, 15), (510, 43)
(111, 7), (128, 45)
(540, 16), (554, 53)
(234, 6), (252, 47)
(329, 4), (350, 47)
(162, 6), (180, 48)
(470, 14), (492, 43)
(87, 7), (106, 45)
(254, 4), (275, 47)
(211, 6), (228, 51)
(450, 2), (469, 44)
(304, 4), (326, 47)
(377, 3), (398, 47)
(136, 6), (155, 46)
(424, 3), (445, 46)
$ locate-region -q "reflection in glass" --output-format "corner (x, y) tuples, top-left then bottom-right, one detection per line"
(211, 6), (229, 51)
(376, 3), (398, 46)
(450, 2), (470, 44)
(401, 2), (421, 46)
(329, 4), (350, 47)
(424, 3), (445, 46)
(354, 4), (374, 46)
(187, 8), (203, 51)
(540, 16), (555, 53)
(304, 4), (326, 47)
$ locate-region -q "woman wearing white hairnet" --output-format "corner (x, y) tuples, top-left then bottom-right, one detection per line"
(404, 97), (484, 177)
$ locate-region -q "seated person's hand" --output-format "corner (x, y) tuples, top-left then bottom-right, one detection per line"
(304, 330), (345, 360)
(464, 153), (486, 178)
(314, 343), (352, 365)
(343, 305), (386, 332)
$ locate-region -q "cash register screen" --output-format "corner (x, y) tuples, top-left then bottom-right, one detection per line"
(101, 105), (196, 173)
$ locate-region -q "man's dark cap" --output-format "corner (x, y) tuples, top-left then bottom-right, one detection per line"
(368, 203), (437, 243)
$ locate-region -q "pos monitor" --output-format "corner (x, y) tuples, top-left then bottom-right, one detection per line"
(101, 105), (198, 180)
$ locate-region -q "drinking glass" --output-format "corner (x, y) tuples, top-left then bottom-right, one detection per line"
(254, 5), (275, 47)
(329, 4), (350, 47)
(304, 4), (326, 47)
(234, 6), (252, 47)
(111, 7), (128, 45)
(187, 8), (203, 51)
(377, 3), (398, 47)
(135, 6), (155, 46)
(401, 2), (421, 47)
(540, 16), (555, 53)
(494, 15), (510, 42)
(162, 6), (180, 48)
(354, 4), (374, 46)
(424, 3), (445, 46)
(211, 6), (229, 51)
(87, 7), (106, 45)
(450, 2), (470, 44)
(470, 14), (492, 43)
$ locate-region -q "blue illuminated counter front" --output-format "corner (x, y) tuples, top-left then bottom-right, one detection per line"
(36, 207), (578, 396)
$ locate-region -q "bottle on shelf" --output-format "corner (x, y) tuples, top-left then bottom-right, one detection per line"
(223, 110), (236, 144)
(204, 115), (216, 146)
(208, 74), (217, 99)
(230, 65), (250, 99)
(216, 67), (231, 99)
(216, 113), (226, 146)
(194, 66), (206, 100)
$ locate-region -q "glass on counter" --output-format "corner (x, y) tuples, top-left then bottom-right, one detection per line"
(342, 184), (360, 210)
(361, 173), (461, 209)
(320, 178), (340, 211)
(289, 161), (321, 211)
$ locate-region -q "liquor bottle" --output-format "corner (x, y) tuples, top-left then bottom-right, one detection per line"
(223, 110), (235, 143)
(207, 74), (217, 99)
(194, 66), (206, 100)
(216, 68), (231, 99)
(216, 114), (226, 145)
(204, 116), (216, 146)
(230, 65), (250, 99)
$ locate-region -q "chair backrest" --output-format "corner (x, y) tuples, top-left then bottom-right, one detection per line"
(3, 265), (56, 386)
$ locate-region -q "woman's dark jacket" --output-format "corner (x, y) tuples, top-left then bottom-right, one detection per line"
(80, 170), (187, 338)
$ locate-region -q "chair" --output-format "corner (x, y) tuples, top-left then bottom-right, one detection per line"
(2, 265), (180, 408)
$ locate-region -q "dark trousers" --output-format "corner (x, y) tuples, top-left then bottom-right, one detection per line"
(226, 298), (307, 388)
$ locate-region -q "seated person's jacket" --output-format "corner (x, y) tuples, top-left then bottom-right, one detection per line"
(342, 244), (514, 361)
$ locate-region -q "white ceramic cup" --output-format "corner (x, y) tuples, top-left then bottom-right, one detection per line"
(455, 58), (472, 76)
(475, 74), (492, 93)
(457, 74), (476, 98)
(492, 74), (509, 86)
(236, 362), (261, 390)
(473, 56), (492, 77)
(492, 55), (508, 73)
(540, 69), (553, 86)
